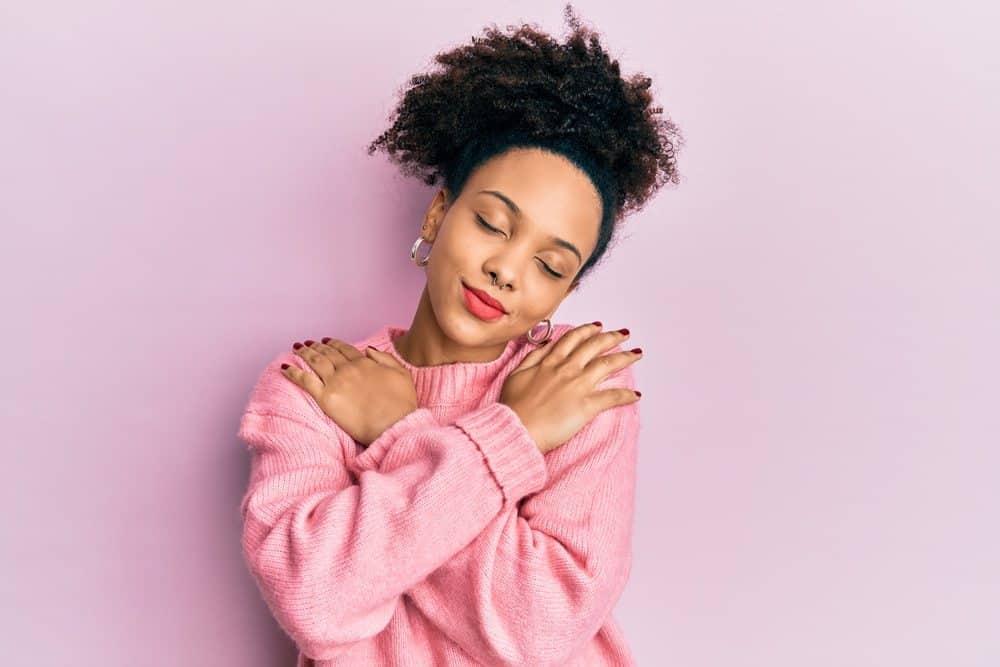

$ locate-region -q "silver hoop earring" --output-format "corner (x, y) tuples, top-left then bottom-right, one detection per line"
(526, 318), (553, 344)
(411, 236), (431, 266)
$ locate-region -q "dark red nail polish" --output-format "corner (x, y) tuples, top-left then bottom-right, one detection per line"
(592, 320), (602, 327)
(634, 390), (641, 397)
(618, 328), (629, 335)
(630, 347), (642, 354)
(321, 337), (330, 344)
(304, 340), (315, 346)
(292, 342), (303, 350)
(280, 363), (289, 370)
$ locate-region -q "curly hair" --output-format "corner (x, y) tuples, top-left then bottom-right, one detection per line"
(367, 3), (683, 284)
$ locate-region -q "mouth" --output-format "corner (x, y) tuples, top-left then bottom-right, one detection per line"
(461, 280), (507, 320)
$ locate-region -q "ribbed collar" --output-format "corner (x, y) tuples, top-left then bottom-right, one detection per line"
(364, 324), (527, 406)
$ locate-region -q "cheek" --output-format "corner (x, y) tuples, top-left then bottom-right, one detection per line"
(426, 233), (466, 270)
(510, 293), (559, 324)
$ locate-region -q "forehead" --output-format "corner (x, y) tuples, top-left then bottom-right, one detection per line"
(463, 147), (602, 247)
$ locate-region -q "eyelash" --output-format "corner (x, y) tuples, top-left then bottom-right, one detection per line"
(475, 214), (564, 279)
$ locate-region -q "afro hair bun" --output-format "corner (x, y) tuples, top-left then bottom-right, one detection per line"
(368, 3), (683, 283)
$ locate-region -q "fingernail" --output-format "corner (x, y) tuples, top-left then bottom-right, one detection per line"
(304, 340), (315, 346)
(618, 328), (629, 336)
(280, 363), (289, 370)
(592, 320), (602, 327)
(292, 342), (303, 350)
(634, 390), (642, 397)
(321, 337), (330, 343)
(630, 347), (642, 354)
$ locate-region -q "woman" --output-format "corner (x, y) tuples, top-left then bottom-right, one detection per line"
(237, 5), (682, 665)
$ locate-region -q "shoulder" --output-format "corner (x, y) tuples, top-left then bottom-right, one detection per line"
(241, 325), (390, 429)
(240, 348), (328, 430)
(530, 321), (641, 483)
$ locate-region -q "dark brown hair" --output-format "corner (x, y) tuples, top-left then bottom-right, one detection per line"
(368, 4), (683, 284)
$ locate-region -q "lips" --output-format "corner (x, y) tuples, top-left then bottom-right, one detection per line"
(462, 282), (507, 313)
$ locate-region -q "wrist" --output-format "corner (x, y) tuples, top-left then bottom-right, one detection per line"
(505, 403), (545, 453)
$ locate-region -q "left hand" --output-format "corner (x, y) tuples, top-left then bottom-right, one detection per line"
(281, 338), (418, 447)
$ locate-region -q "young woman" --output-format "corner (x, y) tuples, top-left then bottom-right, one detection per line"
(237, 5), (681, 665)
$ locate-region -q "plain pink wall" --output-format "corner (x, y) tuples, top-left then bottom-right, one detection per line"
(3, 1), (997, 665)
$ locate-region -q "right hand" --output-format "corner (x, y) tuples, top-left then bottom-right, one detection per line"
(282, 338), (418, 447)
(500, 322), (642, 454)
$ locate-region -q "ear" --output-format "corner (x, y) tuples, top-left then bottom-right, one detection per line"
(421, 188), (451, 243)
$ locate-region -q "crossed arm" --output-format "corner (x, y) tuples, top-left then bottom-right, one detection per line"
(237, 349), (640, 665)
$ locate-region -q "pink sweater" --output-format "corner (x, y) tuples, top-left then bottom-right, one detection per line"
(237, 322), (641, 666)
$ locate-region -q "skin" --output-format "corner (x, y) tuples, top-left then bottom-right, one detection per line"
(391, 146), (602, 366)
(285, 146), (643, 451)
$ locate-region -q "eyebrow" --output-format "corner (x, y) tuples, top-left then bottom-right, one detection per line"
(477, 189), (583, 266)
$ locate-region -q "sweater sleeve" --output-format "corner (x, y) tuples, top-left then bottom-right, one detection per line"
(236, 351), (549, 661)
(400, 361), (641, 667)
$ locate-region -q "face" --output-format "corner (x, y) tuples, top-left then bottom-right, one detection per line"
(419, 146), (602, 349)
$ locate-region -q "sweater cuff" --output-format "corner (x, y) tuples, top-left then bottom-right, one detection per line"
(361, 407), (440, 468)
(454, 402), (549, 504)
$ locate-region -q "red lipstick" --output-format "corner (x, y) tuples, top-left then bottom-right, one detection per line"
(461, 281), (507, 321)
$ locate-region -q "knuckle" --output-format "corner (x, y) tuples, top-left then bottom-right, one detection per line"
(556, 363), (580, 382)
(554, 363), (576, 379)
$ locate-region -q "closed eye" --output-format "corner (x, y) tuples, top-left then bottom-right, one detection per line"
(475, 213), (502, 235)
(475, 214), (565, 279)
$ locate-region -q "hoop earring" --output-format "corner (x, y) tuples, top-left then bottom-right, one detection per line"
(411, 236), (431, 266)
(526, 318), (553, 344)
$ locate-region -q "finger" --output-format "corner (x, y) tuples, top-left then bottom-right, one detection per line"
(542, 321), (604, 364)
(309, 343), (348, 372)
(279, 358), (325, 398)
(512, 335), (553, 371)
(321, 338), (364, 362)
(365, 346), (401, 367)
(293, 345), (336, 384)
(592, 386), (642, 412)
(566, 328), (631, 370)
(583, 348), (643, 386)
(305, 339), (354, 369)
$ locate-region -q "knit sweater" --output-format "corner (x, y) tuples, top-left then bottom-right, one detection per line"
(237, 322), (641, 666)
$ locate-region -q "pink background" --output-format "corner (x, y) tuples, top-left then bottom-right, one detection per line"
(3, 1), (998, 665)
